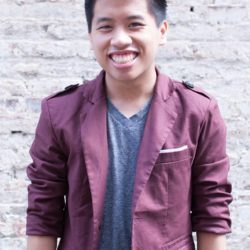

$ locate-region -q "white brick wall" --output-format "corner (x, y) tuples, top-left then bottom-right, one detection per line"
(0, 0), (249, 249)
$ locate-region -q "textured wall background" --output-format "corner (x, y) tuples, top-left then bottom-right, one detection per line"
(0, 0), (249, 249)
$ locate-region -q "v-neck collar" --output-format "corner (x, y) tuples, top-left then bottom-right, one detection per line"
(107, 98), (152, 126)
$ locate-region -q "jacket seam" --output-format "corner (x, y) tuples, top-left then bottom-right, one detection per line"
(161, 234), (191, 249)
(44, 99), (67, 157)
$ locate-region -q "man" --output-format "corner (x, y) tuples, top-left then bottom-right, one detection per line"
(26, 0), (232, 249)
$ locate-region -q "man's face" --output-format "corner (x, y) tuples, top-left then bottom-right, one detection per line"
(89, 0), (167, 84)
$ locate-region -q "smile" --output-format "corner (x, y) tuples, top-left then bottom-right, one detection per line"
(109, 52), (138, 64)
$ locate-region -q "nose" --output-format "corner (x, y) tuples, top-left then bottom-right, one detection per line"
(110, 28), (132, 48)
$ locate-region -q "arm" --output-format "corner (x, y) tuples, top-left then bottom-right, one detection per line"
(197, 232), (226, 250)
(27, 236), (57, 250)
(191, 99), (232, 234)
(26, 99), (67, 238)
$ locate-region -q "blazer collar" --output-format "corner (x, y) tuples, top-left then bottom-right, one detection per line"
(154, 68), (176, 102)
(82, 71), (106, 104)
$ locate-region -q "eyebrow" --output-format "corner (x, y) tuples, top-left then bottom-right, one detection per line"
(95, 15), (145, 24)
(96, 17), (112, 24)
(127, 15), (145, 21)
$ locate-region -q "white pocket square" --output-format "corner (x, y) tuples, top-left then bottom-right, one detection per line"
(160, 145), (188, 154)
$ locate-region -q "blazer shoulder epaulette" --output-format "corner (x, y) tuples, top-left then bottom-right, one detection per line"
(46, 84), (80, 100)
(180, 80), (212, 100)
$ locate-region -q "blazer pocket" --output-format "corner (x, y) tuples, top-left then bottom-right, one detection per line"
(155, 146), (191, 165)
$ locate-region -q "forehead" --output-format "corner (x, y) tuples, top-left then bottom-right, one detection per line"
(93, 0), (151, 21)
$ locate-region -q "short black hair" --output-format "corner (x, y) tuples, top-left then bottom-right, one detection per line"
(85, 0), (167, 33)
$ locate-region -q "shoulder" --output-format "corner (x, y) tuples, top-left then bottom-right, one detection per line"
(45, 80), (94, 101)
(39, 80), (96, 121)
(171, 78), (216, 108)
(42, 77), (97, 106)
(46, 83), (81, 100)
(168, 77), (219, 121)
(174, 79), (212, 101)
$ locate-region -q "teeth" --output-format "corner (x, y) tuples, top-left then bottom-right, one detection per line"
(111, 53), (137, 64)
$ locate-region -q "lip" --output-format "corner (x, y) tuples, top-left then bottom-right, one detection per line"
(108, 50), (139, 57)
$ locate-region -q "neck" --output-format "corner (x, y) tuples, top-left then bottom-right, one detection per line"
(105, 67), (157, 103)
(104, 67), (157, 118)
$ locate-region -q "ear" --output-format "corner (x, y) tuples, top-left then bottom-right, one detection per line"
(159, 20), (168, 46)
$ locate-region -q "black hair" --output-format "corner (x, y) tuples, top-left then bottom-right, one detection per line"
(85, 0), (167, 33)
(150, 0), (167, 26)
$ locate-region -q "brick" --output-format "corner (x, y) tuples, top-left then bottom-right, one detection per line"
(0, 237), (26, 250)
(0, 3), (85, 19)
(0, 181), (28, 204)
(168, 5), (248, 25)
(168, 23), (250, 42)
(0, 40), (91, 59)
(0, 115), (39, 134)
(1, 58), (100, 79)
(0, 19), (88, 40)
(158, 41), (250, 62)
(0, 205), (26, 237)
(0, 79), (28, 97)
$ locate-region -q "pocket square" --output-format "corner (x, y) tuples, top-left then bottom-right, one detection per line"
(160, 145), (188, 154)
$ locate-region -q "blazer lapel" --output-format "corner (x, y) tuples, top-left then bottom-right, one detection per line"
(132, 72), (179, 214)
(80, 71), (109, 223)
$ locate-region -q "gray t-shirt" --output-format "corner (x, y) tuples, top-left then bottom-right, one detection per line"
(99, 98), (151, 250)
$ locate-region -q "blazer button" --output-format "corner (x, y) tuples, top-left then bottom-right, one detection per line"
(64, 84), (79, 91)
(182, 80), (194, 89)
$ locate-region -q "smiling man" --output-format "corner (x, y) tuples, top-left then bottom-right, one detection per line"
(26, 0), (232, 249)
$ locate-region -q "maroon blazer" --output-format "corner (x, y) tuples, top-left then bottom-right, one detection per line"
(26, 70), (232, 250)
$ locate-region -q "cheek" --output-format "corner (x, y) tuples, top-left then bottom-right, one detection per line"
(91, 34), (109, 48)
(135, 32), (159, 46)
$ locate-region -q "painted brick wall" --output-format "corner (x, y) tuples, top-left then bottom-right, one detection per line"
(0, 0), (249, 249)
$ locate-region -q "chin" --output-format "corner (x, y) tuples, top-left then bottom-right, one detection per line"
(113, 71), (141, 82)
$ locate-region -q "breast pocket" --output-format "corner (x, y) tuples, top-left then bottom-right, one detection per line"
(154, 146), (192, 197)
(134, 146), (192, 220)
(153, 146), (192, 219)
(155, 145), (191, 166)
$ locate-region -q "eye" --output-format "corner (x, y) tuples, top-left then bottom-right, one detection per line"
(97, 25), (112, 31)
(128, 22), (145, 28)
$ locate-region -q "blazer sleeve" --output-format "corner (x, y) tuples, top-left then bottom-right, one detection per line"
(26, 98), (67, 237)
(191, 98), (232, 234)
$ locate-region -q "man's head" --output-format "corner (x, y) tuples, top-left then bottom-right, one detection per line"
(87, 0), (168, 85)
(85, 0), (167, 33)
